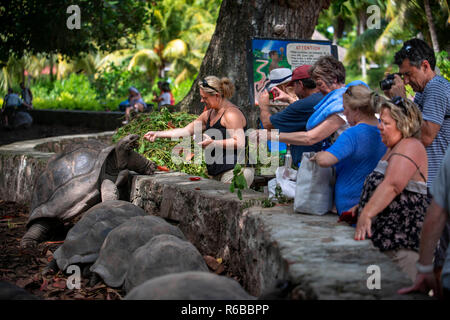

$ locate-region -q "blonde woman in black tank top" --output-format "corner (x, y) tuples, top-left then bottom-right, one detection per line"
(143, 76), (254, 187)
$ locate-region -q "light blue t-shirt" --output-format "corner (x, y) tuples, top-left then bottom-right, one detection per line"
(326, 123), (387, 215)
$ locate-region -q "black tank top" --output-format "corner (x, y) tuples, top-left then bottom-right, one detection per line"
(204, 109), (247, 176)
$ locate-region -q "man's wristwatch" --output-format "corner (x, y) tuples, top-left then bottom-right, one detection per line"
(415, 262), (434, 274)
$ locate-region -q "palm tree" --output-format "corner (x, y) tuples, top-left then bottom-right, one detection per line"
(128, 0), (218, 83)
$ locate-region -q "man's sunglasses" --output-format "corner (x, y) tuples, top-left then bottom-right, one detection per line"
(202, 79), (219, 93)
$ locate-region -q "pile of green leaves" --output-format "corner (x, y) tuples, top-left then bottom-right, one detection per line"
(112, 107), (207, 177)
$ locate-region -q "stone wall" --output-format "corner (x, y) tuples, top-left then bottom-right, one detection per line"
(130, 173), (425, 300)
(0, 133), (428, 300)
(0, 132), (114, 205)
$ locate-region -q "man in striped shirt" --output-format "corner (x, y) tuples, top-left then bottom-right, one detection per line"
(385, 38), (450, 283)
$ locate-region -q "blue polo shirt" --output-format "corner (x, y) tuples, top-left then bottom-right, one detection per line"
(270, 92), (324, 166)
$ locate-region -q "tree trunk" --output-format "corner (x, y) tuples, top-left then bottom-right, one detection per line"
(178, 0), (331, 127)
(333, 16), (346, 45)
(49, 53), (54, 82)
(423, 0), (440, 52)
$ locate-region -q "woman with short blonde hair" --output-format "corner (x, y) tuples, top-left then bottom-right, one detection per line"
(354, 96), (430, 281)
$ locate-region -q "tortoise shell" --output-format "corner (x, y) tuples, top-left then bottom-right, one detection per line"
(53, 200), (148, 271)
(125, 271), (255, 300)
(90, 215), (186, 288)
(27, 140), (114, 226)
(124, 234), (208, 293)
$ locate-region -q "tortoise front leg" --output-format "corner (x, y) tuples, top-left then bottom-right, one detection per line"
(20, 219), (54, 248)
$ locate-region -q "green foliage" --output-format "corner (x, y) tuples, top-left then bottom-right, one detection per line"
(172, 76), (195, 104)
(229, 164), (248, 200)
(0, 0), (149, 62)
(274, 184), (290, 204)
(437, 51), (450, 81)
(112, 107), (207, 176)
(32, 73), (102, 111)
(93, 61), (152, 103)
(261, 198), (275, 208)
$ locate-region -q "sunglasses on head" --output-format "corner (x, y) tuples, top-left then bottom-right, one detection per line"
(345, 86), (354, 96)
(202, 79), (219, 93)
(392, 96), (409, 114)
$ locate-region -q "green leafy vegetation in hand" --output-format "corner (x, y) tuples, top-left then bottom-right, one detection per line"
(113, 107), (207, 177)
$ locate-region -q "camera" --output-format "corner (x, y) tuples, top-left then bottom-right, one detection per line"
(379, 73), (400, 91)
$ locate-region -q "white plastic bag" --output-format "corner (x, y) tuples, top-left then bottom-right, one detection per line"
(294, 152), (335, 215)
(268, 166), (298, 199)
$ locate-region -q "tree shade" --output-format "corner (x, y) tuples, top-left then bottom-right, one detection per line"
(0, 0), (149, 64)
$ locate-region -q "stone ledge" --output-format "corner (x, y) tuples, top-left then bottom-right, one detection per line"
(0, 132), (114, 204)
(131, 173), (426, 300)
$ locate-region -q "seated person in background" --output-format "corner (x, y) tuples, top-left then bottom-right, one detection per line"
(257, 55), (368, 151)
(2, 88), (23, 127)
(311, 85), (387, 216)
(354, 96), (431, 282)
(122, 87), (147, 125)
(20, 82), (33, 110)
(156, 82), (174, 108)
(258, 65), (324, 166)
(144, 76), (254, 187)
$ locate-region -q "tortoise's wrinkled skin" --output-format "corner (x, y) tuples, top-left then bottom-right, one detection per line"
(20, 134), (156, 248)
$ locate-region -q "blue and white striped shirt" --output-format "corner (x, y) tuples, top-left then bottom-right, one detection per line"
(414, 75), (450, 188)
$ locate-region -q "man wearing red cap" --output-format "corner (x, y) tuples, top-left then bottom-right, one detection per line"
(258, 65), (324, 166)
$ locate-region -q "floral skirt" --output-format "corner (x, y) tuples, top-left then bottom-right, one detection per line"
(357, 171), (431, 252)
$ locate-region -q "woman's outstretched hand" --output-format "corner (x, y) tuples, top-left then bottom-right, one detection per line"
(144, 131), (158, 142)
(198, 134), (214, 148)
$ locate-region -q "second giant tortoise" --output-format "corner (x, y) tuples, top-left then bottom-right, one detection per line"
(52, 200), (148, 272)
(21, 134), (156, 248)
(90, 215), (186, 288)
(124, 234), (209, 292)
(125, 271), (255, 300)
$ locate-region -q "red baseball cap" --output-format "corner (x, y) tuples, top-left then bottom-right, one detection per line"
(291, 65), (312, 82)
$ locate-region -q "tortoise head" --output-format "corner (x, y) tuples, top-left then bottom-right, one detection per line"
(117, 134), (140, 152)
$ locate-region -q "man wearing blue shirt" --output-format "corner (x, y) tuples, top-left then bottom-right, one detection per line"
(258, 65), (324, 167)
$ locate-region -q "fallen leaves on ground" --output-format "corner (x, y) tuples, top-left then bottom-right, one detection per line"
(0, 200), (124, 300)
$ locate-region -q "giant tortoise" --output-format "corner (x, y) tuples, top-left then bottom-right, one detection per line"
(52, 200), (148, 272)
(21, 134), (156, 248)
(124, 271), (255, 300)
(124, 234), (209, 293)
(90, 215), (186, 288)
